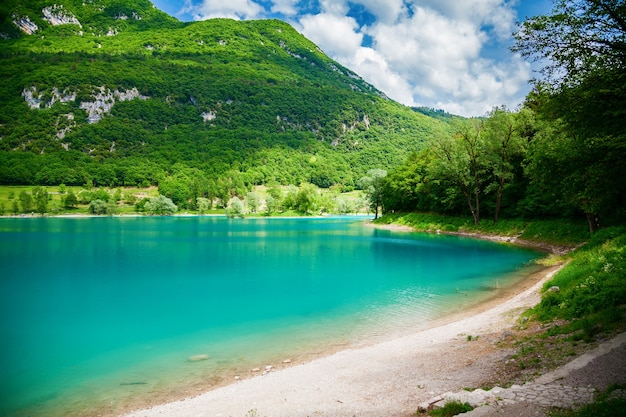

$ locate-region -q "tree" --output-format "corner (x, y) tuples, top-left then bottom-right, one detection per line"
(145, 194), (178, 215)
(513, 0), (626, 87)
(514, 0), (626, 231)
(19, 190), (33, 213)
(245, 192), (261, 213)
(227, 196), (245, 218)
(265, 195), (278, 215)
(381, 150), (436, 213)
(32, 186), (48, 215)
(64, 190), (78, 209)
(429, 120), (486, 225)
(358, 169), (387, 219)
(483, 107), (530, 223)
(89, 199), (108, 215)
(295, 183), (319, 215)
(159, 174), (190, 208)
(196, 197), (211, 214)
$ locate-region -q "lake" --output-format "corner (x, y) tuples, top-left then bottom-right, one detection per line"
(0, 216), (541, 416)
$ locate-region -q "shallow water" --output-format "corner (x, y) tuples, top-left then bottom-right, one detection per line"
(0, 216), (540, 416)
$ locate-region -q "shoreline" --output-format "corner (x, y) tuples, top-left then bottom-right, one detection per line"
(119, 263), (561, 417)
(370, 221), (577, 255)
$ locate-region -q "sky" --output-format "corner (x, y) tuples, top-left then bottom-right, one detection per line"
(151, 0), (553, 117)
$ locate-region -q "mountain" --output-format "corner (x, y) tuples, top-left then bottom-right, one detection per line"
(0, 0), (450, 189)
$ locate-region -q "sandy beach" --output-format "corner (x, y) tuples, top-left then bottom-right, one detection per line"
(122, 263), (562, 417)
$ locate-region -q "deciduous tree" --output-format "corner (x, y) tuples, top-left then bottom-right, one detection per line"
(358, 169), (387, 219)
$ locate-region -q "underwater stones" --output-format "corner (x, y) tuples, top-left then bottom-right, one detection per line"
(188, 354), (209, 362)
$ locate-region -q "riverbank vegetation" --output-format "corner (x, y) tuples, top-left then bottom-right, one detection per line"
(0, 183), (369, 217)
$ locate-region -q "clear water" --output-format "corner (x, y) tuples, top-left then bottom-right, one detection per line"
(0, 217), (540, 416)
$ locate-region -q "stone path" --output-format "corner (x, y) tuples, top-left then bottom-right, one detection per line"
(418, 331), (626, 416)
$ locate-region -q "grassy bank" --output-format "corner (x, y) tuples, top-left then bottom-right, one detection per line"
(374, 212), (590, 247)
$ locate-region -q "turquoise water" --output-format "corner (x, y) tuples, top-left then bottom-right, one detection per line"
(0, 217), (540, 416)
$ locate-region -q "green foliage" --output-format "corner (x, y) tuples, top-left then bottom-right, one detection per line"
(375, 213), (592, 248)
(513, 0), (626, 231)
(245, 192), (261, 214)
(144, 194), (177, 215)
(531, 227), (626, 333)
(428, 401), (474, 417)
(64, 189), (78, 208)
(294, 182), (319, 214)
(89, 198), (108, 215)
(226, 196), (245, 218)
(520, 219), (590, 245)
(359, 168), (387, 219)
(32, 186), (48, 214)
(18, 190), (32, 213)
(196, 197), (210, 214)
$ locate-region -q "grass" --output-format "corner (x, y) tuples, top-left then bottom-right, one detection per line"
(428, 401), (474, 417)
(375, 212), (589, 246)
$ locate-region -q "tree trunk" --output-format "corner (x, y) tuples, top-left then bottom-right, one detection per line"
(494, 178), (505, 224)
(474, 189), (480, 225)
(586, 212), (600, 234)
(464, 190), (480, 225)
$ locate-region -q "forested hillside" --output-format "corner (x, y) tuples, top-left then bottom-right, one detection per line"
(0, 0), (447, 190)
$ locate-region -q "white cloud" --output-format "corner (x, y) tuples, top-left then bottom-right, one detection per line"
(417, 0), (517, 39)
(270, 0), (299, 16)
(350, 0), (407, 24)
(298, 13), (363, 58)
(348, 47), (415, 104)
(296, 1), (529, 116)
(186, 0), (263, 20)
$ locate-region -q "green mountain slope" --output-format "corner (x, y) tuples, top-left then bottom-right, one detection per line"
(0, 0), (449, 189)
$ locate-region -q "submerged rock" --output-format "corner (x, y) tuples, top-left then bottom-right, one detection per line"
(188, 354), (209, 362)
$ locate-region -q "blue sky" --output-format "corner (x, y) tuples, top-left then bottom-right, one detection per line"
(151, 0), (552, 116)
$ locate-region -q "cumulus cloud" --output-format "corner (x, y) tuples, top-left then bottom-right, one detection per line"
(298, 13), (363, 58)
(184, 0), (263, 20)
(270, 0), (300, 16)
(181, 0), (532, 116)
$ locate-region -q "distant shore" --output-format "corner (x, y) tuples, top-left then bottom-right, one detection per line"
(119, 261), (560, 417)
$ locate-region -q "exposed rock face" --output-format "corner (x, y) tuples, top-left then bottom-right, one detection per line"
(13, 15), (38, 34)
(22, 85), (149, 124)
(79, 87), (149, 123)
(22, 86), (77, 109)
(55, 113), (76, 140)
(201, 111), (216, 122)
(42, 5), (82, 27)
